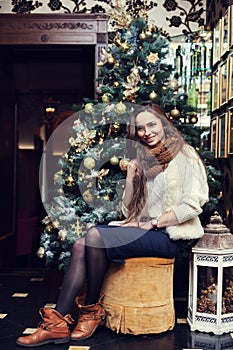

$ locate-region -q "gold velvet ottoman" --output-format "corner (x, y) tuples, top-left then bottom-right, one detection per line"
(101, 257), (175, 335)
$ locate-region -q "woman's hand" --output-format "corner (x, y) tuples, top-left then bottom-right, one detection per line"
(126, 159), (138, 181)
(120, 220), (153, 230)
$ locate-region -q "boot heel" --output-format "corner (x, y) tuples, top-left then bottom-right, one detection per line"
(54, 337), (70, 344)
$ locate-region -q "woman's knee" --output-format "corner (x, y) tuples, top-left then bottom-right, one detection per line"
(85, 227), (104, 248)
(72, 237), (85, 258)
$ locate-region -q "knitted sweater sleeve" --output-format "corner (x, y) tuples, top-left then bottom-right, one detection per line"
(172, 151), (209, 223)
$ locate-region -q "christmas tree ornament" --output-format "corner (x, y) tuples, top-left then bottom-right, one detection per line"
(121, 41), (130, 51)
(104, 195), (110, 201)
(97, 48), (111, 66)
(97, 168), (110, 182)
(110, 155), (119, 165)
(113, 81), (119, 87)
(145, 30), (152, 37)
(37, 247), (45, 258)
(102, 93), (111, 103)
(114, 37), (123, 47)
(58, 229), (67, 242)
(170, 107), (180, 118)
(139, 32), (146, 40)
(131, 67), (139, 75)
(169, 78), (179, 92)
(148, 74), (155, 84)
(107, 55), (115, 65)
(147, 52), (159, 64)
(83, 157), (96, 170)
(65, 175), (76, 187)
(114, 101), (126, 114)
(111, 122), (121, 133)
(119, 158), (130, 171)
(45, 223), (54, 233)
(84, 103), (94, 114)
(149, 91), (158, 100)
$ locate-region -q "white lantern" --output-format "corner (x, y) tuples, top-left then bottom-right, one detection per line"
(187, 211), (233, 335)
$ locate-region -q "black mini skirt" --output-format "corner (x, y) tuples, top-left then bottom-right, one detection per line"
(96, 224), (180, 263)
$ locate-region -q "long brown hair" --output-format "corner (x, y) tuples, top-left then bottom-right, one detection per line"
(125, 103), (185, 220)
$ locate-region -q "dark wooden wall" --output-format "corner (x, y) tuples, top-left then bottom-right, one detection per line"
(206, 0), (233, 29)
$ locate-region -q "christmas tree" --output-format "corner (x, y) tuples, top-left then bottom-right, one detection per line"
(38, 16), (222, 269)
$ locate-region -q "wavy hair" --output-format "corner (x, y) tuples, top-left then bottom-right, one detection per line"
(125, 103), (185, 220)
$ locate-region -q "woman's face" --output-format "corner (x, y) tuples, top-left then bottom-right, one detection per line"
(136, 111), (165, 147)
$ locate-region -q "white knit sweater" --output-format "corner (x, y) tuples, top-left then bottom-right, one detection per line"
(122, 144), (209, 241)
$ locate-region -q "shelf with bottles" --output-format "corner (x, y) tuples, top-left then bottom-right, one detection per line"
(169, 37), (212, 122)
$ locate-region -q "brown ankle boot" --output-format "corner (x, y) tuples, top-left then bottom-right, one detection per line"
(71, 293), (106, 341)
(16, 308), (74, 347)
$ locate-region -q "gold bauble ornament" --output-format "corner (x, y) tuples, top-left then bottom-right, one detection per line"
(65, 175), (76, 187)
(119, 158), (130, 171)
(113, 81), (119, 87)
(110, 155), (119, 165)
(83, 157), (96, 170)
(170, 107), (180, 118)
(139, 32), (146, 40)
(107, 56), (114, 64)
(37, 247), (45, 258)
(149, 91), (158, 100)
(114, 101), (126, 114)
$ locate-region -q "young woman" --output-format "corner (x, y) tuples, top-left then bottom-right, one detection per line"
(16, 103), (209, 347)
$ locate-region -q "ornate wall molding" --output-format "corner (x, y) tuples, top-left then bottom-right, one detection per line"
(1, 22), (94, 31)
(0, 14), (108, 45)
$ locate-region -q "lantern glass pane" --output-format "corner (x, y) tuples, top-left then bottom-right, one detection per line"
(197, 266), (218, 314)
(223, 267), (233, 314)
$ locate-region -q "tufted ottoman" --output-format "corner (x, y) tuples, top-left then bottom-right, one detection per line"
(101, 257), (175, 335)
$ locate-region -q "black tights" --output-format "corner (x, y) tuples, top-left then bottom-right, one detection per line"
(55, 227), (110, 316)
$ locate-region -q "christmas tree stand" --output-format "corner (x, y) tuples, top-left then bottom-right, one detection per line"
(101, 257), (175, 335)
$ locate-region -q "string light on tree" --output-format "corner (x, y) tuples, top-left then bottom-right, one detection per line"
(37, 247), (45, 258)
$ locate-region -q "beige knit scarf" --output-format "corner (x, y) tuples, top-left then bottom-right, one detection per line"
(141, 136), (184, 179)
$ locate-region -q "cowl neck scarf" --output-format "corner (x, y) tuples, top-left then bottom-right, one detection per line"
(141, 136), (184, 179)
